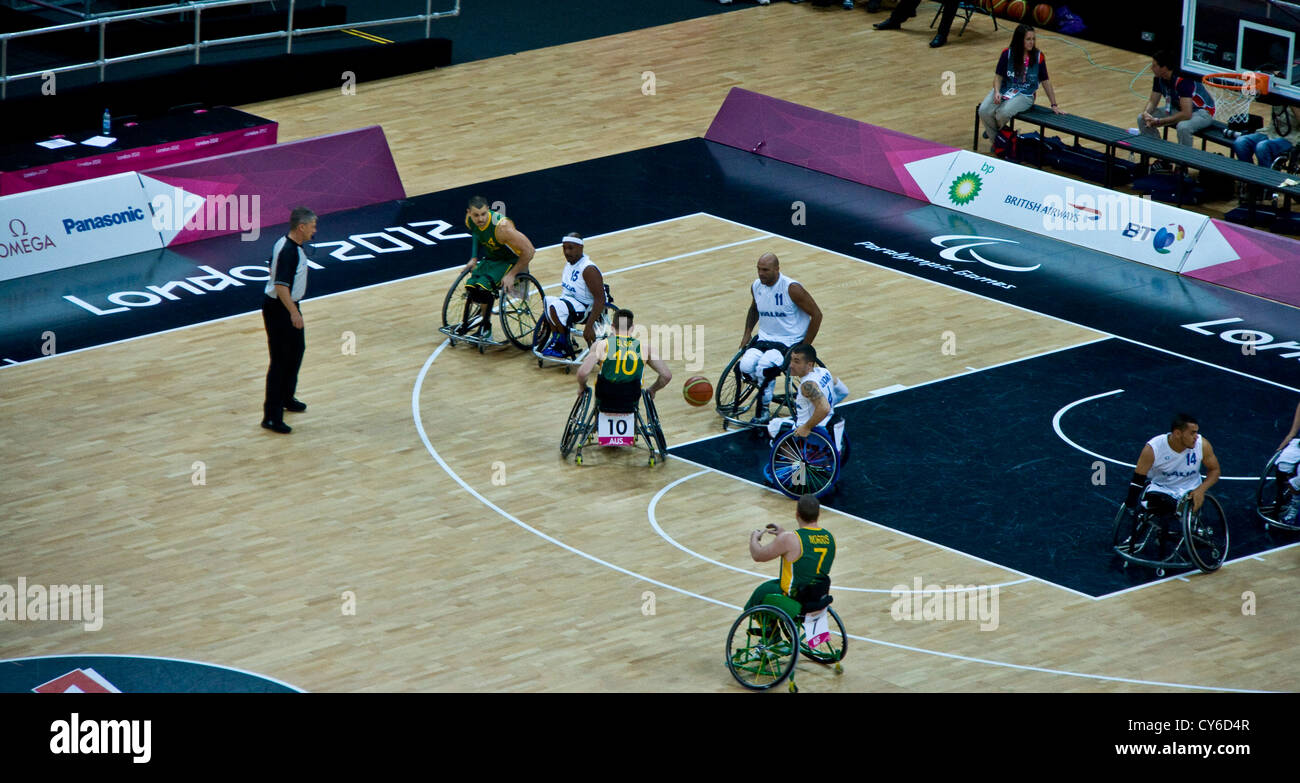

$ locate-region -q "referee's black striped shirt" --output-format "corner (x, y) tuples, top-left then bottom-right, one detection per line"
(265, 236), (309, 302)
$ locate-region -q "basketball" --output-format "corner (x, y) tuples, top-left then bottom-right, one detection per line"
(990, 0), (1007, 14)
(683, 375), (713, 406)
(1032, 2), (1053, 26)
(1006, 0), (1027, 20)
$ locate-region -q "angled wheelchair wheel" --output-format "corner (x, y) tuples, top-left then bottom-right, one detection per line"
(642, 390), (668, 463)
(1255, 450), (1281, 526)
(1111, 504), (1141, 556)
(715, 348), (758, 424)
(725, 605), (799, 691)
(531, 317), (554, 364)
(440, 267), (474, 333)
(800, 607), (846, 667)
(499, 273), (544, 350)
(561, 388), (592, 459)
(769, 427), (841, 499)
(1183, 493), (1228, 573)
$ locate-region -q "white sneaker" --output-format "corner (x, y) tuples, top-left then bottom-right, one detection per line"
(1282, 496), (1300, 524)
(719, 0), (732, 4)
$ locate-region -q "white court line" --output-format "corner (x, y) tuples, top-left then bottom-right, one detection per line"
(0, 210), (739, 371)
(708, 213), (1300, 395)
(413, 342), (1273, 691)
(663, 448), (1105, 601)
(1052, 389), (1260, 480)
(648, 468), (1034, 593)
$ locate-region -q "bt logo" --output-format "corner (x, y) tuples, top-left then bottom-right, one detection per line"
(1123, 222), (1185, 254)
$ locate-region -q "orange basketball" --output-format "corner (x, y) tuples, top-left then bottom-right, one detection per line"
(683, 375), (713, 406)
(1006, 0), (1027, 20)
(990, 0), (1007, 14)
(1032, 2), (1053, 26)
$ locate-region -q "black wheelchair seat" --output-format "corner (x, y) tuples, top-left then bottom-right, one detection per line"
(794, 575), (833, 615)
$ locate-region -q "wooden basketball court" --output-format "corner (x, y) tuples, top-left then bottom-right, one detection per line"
(3, 3), (1295, 692)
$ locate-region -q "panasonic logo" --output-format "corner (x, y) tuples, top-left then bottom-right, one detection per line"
(61, 207), (147, 235)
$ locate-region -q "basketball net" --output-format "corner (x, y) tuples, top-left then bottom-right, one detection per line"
(1202, 71), (1270, 128)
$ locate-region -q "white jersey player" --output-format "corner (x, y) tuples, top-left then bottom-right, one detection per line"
(1272, 400), (1300, 523)
(737, 253), (823, 422)
(767, 344), (848, 453)
(541, 233), (605, 358)
(1126, 413), (1220, 517)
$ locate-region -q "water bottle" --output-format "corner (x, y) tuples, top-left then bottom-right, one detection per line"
(102, 109), (111, 135)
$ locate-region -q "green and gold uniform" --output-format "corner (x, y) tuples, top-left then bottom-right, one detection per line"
(745, 526), (835, 610)
(595, 335), (644, 413)
(465, 211), (519, 291)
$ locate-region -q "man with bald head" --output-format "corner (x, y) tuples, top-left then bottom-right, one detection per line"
(737, 253), (822, 424)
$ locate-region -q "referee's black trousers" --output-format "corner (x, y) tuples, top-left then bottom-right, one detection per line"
(262, 296), (304, 422)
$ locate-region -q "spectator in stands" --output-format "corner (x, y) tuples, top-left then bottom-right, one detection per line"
(1231, 104), (1300, 169)
(1138, 50), (1215, 147)
(873, 0), (960, 48)
(977, 24), (1062, 152)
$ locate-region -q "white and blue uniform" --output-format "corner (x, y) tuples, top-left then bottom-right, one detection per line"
(753, 274), (810, 345)
(545, 254), (598, 325)
(1144, 433), (1204, 500)
(1278, 438), (1300, 498)
(791, 365), (846, 451)
(740, 274), (812, 404)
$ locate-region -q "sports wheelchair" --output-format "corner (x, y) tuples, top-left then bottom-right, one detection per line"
(1111, 491), (1229, 575)
(531, 284), (616, 372)
(438, 267), (545, 353)
(1254, 448), (1300, 533)
(763, 421), (850, 500)
(715, 339), (805, 431)
(560, 387), (667, 467)
(725, 577), (846, 693)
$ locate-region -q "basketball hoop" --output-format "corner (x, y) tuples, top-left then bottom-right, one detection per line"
(1202, 71), (1271, 130)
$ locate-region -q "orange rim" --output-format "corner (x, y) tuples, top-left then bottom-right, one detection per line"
(1202, 71), (1270, 95)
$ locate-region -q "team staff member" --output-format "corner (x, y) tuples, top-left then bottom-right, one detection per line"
(261, 207), (317, 434)
(1139, 50), (1216, 147)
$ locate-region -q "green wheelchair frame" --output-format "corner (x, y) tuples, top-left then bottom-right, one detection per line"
(724, 592), (846, 693)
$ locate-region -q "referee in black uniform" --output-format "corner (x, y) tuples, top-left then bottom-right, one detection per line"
(261, 207), (317, 434)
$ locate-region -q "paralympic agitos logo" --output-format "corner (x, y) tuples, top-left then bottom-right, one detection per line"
(930, 235), (1040, 272)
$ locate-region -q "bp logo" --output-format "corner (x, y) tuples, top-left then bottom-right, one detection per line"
(948, 172), (983, 206)
(1152, 223), (1185, 254)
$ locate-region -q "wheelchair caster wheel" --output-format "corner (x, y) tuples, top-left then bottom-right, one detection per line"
(722, 421), (729, 431)
(564, 366), (571, 375)
(788, 681), (798, 693)
(477, 343), (485, 354)
(834, 662), (843, 675)
(538, 359), (544, 368)
(648, 456), (656, 467)
(449, 338), (458, 347)
(1156, 568), (1165, 577)
(575, 455), (583, 466)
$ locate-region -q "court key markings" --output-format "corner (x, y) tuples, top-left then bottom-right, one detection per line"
(413, 220), (1277, 692)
